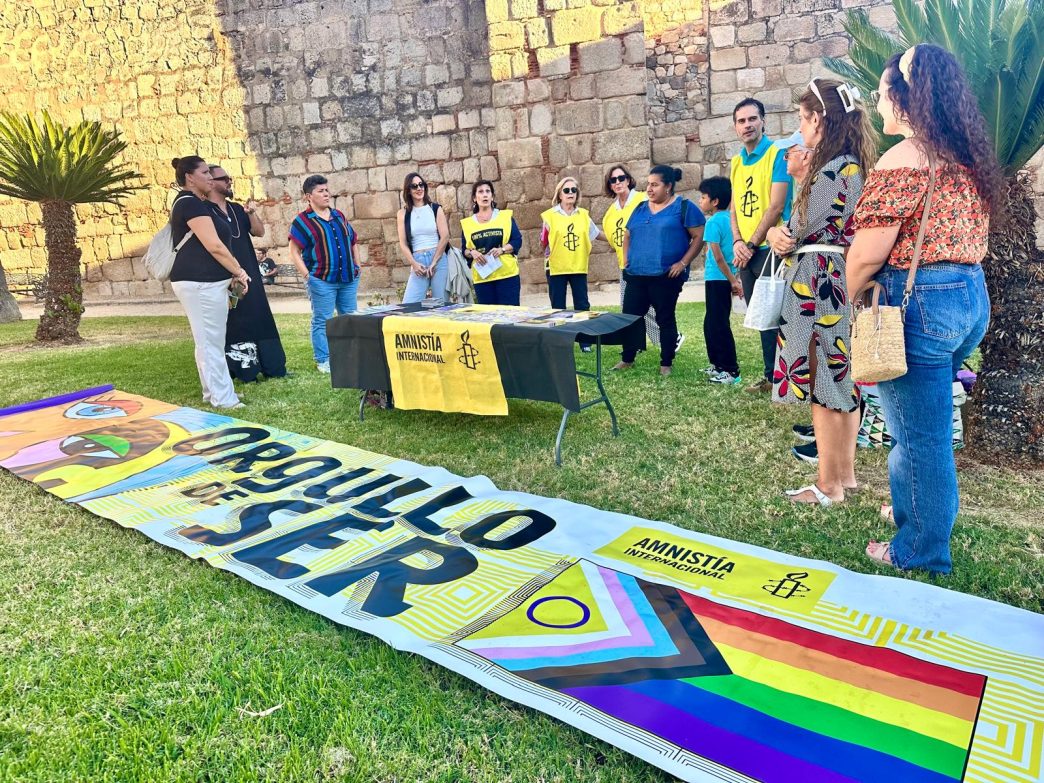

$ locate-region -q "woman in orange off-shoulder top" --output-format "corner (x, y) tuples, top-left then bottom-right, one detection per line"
(846, 44), (1004, 575)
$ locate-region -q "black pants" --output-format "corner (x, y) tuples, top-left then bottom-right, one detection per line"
(547, 272), (590, 311)
(621, 272), (684, 366)
(703, 280), (739, 375)
(739, 247), (780, 381)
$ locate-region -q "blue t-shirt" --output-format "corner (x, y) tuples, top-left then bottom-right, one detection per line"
(625, 197), (705, 277)
(702, 210), (737, 282)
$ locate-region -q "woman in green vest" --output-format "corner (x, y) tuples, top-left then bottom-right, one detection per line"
(460, 180), (523, 306)
(540, 177), (601, 314)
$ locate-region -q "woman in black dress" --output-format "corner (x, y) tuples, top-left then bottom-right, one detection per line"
(208, 165), (287, 381)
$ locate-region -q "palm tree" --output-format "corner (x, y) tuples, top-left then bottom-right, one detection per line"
(826, 0), (1044, 465)
(0, 112), (139, 343)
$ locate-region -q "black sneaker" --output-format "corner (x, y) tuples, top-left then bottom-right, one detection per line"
(792, 423), (815, 443)
(675, 333), (686, 352)
(791, 441), (818, 464)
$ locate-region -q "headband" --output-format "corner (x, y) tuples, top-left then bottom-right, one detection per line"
(808, 79), (862, 114)
(898, 45), (916, 83)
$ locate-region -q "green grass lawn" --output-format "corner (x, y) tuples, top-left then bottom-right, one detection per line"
(0, 307), (1041, 782)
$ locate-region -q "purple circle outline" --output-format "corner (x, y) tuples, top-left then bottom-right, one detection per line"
(526, 596), (591, 629)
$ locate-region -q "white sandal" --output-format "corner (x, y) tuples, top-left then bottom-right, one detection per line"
(785, 484), (839, 507)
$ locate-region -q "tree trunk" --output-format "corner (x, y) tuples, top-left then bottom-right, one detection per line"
(0, 259), (22, 324)
(34, 199), (84, 343)
(967, 173), (1044, 466)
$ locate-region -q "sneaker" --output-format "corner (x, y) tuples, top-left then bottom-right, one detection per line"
(791, 441), (819, 464)
(675, 333), (686, 352)
(317, 360), (331, 374)
(709, 370), (742, 386)
(745, 378), (773, 394)
(792, 423), (815, 443)
(700, 365), (719, 376)
(580, 344), (593, 353)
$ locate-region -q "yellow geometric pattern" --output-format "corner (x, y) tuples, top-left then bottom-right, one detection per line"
(966, 679), (1044, 783)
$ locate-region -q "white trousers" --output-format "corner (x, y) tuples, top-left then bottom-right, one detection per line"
(172, 280), (239, 408)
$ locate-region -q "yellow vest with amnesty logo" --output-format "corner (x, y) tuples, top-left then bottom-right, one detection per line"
(461, 209), (519, 285)
(602, 190), (647, 269)
(541, 207), (592, 276)
(731, 143), (784, 247)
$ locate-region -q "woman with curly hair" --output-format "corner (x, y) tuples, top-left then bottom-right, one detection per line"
(846, 44), (1003, 573)
(767, 79), (877, 507)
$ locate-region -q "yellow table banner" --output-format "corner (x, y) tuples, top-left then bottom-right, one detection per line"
(382, 315), (508, 415)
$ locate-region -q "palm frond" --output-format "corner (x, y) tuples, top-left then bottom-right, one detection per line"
(0, 111), (141, 205)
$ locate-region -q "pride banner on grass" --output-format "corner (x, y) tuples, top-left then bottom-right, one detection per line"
(2, 390), (1042, 783)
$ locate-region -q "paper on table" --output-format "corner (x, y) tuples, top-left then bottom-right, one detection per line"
(474, 253), (503, 280)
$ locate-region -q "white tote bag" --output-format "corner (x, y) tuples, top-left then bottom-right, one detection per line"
(743, 251), (785, 331)
(142, 195), (194, 281)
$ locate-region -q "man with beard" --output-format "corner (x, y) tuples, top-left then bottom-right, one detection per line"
(729, 98), (793, 394)
(208, 165), (288, 381)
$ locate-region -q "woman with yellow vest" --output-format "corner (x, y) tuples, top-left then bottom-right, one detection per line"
(460, 179), (523, 306)
(540, 177), (601, 313)
(602, 164), (670, 353)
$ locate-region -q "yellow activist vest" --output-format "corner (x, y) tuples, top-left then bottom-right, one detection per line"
(460, 209), (519, 284)
(541, 207), (592, 275)
(730, 142), (784, 247)
(602, 190), (647, 269)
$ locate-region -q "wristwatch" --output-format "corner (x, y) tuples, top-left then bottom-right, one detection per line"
(745, 241), (757, 251)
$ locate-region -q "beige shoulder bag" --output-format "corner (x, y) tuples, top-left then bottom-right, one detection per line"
(850, 155), (938, 383)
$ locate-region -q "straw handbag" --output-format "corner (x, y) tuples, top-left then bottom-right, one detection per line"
(850, 156), (938, 383)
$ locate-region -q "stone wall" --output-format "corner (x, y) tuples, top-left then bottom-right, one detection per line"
(0, 0), (1040, 304)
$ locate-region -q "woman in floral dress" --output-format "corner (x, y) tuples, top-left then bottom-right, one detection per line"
(767, 79), (878, 506)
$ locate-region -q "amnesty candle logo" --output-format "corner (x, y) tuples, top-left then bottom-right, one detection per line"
(458, 330), (480, 370)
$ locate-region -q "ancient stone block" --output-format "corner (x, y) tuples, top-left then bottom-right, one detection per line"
(736, 67), (766, 90)
(710, 46), (746, 70)
(530, 103), (553, 136)
(566, 134), (592, 164)
(489, 20), (524, 50)
(493, 80), (526, 107)
(578, 37), (622, 74)
(551, 6), (603, 46)
(709, 25), (735, 48)
(793, 37), (849, 61)
(412, 135), (452, 162)
(748, 43), (790, 67)
(537, 45), (571, 77)
(555, 100), (603, 135)
(592, 126), (649, 164)
(594, 67), (646, 98)
(738, 21), (768, 43)
(622, 32), (645, 64)
(569, 75), (597, 101)
(498, 138), (543, 168)
(602, 2), (641, 35)
(437, 86), (464, 108)
(773, 14), (816, 41)
(104, 257), (134, 282)
(652, 136), (687, 164)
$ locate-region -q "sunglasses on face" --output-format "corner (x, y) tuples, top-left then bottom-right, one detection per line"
(213, 176), (231, 182)
(561, 187), (578, 195)
(608, 175), (628, 185)
(410, 182), (427, 190)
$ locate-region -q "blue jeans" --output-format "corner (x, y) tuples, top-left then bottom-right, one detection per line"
(875, 263), (990, 573)
(402, 248), (448, 304)
(475, 275), (521, 306)
(307, 276), (359, 363)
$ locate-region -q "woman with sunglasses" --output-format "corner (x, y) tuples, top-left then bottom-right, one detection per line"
(460, 179), (523, 306)
(397, 173), (450, 304)
(765, 79), (877, 508)
(540, 177), (600, 315)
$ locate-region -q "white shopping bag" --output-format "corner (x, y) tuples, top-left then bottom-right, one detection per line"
(731, 295), (747, 315)
(743, 252), (785, 331)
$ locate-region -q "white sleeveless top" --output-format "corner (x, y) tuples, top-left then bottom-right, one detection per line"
(409, 204), (439, 251)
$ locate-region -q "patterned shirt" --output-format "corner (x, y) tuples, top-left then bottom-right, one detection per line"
(852, 165), (989, 269)
(288, 208), (358, 282)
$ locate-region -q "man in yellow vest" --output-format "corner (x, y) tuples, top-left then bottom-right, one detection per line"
(729, 97), (793, 394)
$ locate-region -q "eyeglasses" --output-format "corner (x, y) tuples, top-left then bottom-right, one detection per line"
(561, 187), (578, 194)
(608, 175), (629, 185)
(409, 182), (427, 190)
(212, 176), (231, 182)
(783, 147), (811, 161)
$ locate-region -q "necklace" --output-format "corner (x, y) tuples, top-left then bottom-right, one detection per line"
(212, 201), (241, 238)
